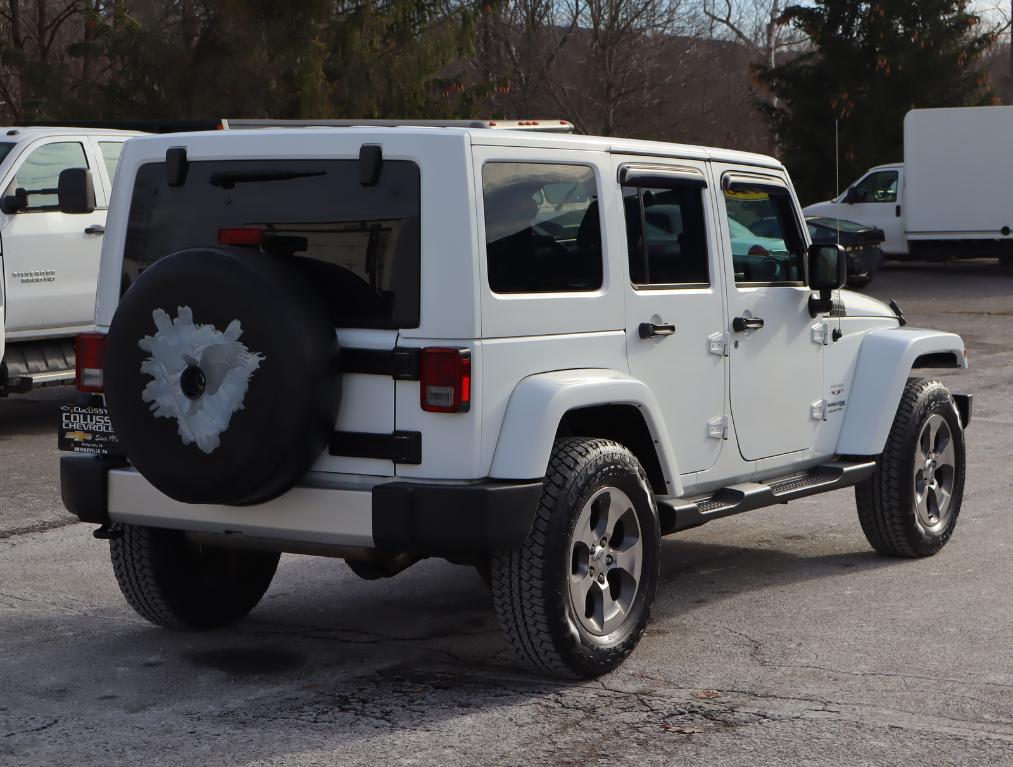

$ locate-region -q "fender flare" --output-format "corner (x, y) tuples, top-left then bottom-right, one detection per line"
(488, 369), (682, 496)
(836, 328), (966, 456)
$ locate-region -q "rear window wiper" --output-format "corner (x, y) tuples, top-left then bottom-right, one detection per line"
(209, 169), (326, 189)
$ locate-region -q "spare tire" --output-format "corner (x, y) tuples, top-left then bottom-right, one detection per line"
(104, 247), (340, 506)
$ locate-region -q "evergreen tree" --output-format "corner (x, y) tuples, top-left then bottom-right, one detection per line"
(758, 1), (998, 204)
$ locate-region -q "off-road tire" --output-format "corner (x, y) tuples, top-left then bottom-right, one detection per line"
(855, 379), (966, 558)
(490, 438), (660, 678)
(110, 524), (280, 629)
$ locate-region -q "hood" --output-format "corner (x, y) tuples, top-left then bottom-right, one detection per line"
(803, 200), (842, 216)
(838, 290), (897, 320)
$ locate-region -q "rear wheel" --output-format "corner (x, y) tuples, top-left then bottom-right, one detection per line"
(110, 524), (279, 629)
(490, 438), (660, 678)
(855, 379), (965, 557)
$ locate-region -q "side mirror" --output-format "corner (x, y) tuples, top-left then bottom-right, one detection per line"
(808, 243), (847, 316)
(844, 187), (859, 204)
(0, 187), (28, 214)
(57, 168), (96, 214)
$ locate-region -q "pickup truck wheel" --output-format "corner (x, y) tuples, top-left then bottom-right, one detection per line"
(110, 524), (279, 629)
(855, 379), (965, 557)
(490, 438), (660, 678)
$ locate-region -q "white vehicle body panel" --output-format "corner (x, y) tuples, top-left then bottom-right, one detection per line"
(805, 106), (1013, 255)
(617, 155), (727, 477)
(108, 467), (376, 548)
(488, 368), (683, 496)
(837, 328), (966, 455)
(904, 107), (1013, 240)
(713, 164), (823, 461)
(0, 128), (137, 369)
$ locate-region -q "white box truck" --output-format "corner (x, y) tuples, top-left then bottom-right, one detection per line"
(805, 106), (1013, 263)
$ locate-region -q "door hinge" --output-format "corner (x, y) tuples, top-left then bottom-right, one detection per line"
(708, 331), (730, 357)
(810, 399), (828, 422)
(811, 321), (830, 346)
(707, 415), (729, 440)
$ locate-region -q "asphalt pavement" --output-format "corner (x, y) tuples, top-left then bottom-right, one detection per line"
(1, 260), (1011, 766)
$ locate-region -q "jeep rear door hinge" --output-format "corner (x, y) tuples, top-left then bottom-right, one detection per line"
(811, 321), (830, 346)
(708, 331), (730, 357)
(707, 415), (729, 440)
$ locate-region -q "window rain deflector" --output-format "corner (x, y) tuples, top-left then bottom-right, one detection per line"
(620, 165), (706, 189)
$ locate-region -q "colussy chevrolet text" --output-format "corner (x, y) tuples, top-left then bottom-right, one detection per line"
(59, 120), (971, 678)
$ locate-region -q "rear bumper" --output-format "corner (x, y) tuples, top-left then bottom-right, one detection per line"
(60, 455), (543, 555)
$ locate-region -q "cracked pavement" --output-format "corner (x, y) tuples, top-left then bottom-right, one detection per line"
(1, 261), (1012, 766)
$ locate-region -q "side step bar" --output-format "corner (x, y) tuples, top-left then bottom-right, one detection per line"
(657, 460), (877, 535)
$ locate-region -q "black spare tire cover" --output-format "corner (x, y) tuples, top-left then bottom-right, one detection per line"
(104, 247), (341, 506)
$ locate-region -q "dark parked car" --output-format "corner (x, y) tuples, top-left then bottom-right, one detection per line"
(806, 216), (885, 288)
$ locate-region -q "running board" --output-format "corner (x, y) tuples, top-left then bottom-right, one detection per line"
(657, 460), (877, 535)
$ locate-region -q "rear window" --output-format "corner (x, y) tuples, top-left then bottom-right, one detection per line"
(123, 159), (421, 329)
(483, 162), (602, 293)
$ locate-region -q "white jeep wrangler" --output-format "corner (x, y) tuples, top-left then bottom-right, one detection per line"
(60, 122), (971, 678)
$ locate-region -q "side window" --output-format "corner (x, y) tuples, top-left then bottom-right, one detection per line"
(483, 162), (602, 294)
(8, 142), (89, 211)
(623, 184), (708, 286)
(723, 186), (806, 285)
(850, 171), (898, 203)
(99, 141), (125, 183)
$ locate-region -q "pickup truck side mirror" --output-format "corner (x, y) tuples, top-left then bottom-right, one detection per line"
(843, 187), (858, 204)
(808, 243), (847, 316)
(57, 168), (96, 214)
(0, 187), (28, 214)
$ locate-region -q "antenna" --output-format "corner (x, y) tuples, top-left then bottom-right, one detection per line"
(835, 118), (841, 246)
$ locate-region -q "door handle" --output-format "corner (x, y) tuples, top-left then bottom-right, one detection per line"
(84, 225), (105, 235)
(895, 205), (901, 218)
(732, 316), (765, 332)
(639, 322), (676, 339)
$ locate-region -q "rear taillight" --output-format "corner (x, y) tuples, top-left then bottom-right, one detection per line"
(420, 348), (471, 413)
(748, 244), (770, 257)
(76, 333), (107, 393)
(218, 227), (263, 246)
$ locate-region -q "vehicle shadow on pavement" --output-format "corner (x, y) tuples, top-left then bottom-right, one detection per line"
(0, 389), (76, 439)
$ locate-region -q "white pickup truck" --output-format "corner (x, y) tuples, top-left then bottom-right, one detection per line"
(0, 126), (140, 396)
(805, 106), (1013, 263)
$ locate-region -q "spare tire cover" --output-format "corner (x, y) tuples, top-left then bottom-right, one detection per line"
(104, 247), (341, 506)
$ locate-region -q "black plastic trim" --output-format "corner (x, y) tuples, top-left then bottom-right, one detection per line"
(329, 430), (422, 464)
(372, 479), (544, 554)
(60, 454), (127, 525)
(658, 460), (877, 535)
(341, 347), (420, 380)
(953, 394), (973, 429)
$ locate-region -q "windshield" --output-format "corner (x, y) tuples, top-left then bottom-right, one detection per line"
(0, 142), (14, 165)
(123, 159), (421, 329)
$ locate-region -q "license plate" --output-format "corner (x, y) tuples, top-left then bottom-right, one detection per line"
(58, 404), (122, 455)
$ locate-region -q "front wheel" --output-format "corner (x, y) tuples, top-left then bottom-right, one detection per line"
(490, 438), (660, 678)
(855, 379), (966, 557)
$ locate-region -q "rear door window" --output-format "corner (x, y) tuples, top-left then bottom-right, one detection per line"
(623, 184), (709, 286)
(483, 162), (602, 293)
(123, 159), (421, 329)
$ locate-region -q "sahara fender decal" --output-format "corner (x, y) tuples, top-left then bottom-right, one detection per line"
(836, 328), (966, 456)
(488, 369), (682, 496)
(138, 306), (264, 455)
